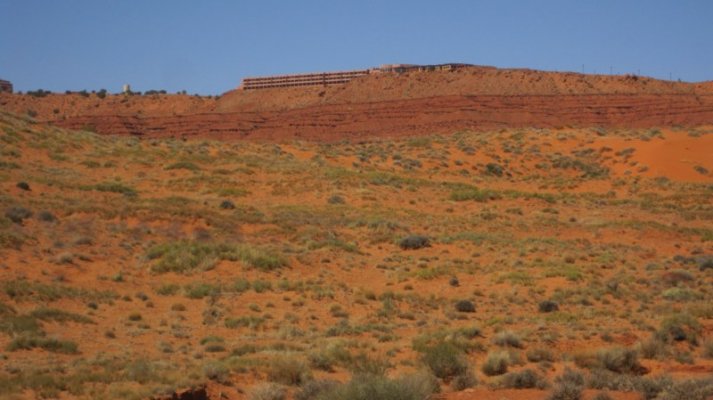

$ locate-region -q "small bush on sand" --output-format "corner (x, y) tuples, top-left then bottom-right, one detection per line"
(5, 207), (32, 224)
(454, 300), (475, 313)
(501, 368), (548, 389)
(548, 368), (585, 400)
(399, 235), (430, 250)
(655, 377), (713, 400)
(538, 300), (559, 313)
(250, 382), (287, 400)
(295, 380), (339, 400)
(527, 347), (557, 362)
(420, 341), (469, 379)
(7, 336), (79, 354)
(267, 355), (312, 386)
(481, 351), (510, 376)
(656, 313), (700, 345)
(597, 347), (644, 374)
(219, 200), (236, 209)
(312, 371), (439, 400)
(451, 368), (477, 391)
(493, 330), (523, 348)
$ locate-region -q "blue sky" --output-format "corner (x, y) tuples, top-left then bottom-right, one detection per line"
(1, 0), (711, 94)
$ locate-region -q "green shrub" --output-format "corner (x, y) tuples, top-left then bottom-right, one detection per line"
(538, 300), (559, 313)
(481, 351), (509, 376)
(548, 368), (585, 400)
(312, 371), (439, 400)
(0, 315), (42, 336)
(267, 355), (312, 386)
(29, 307), (93, 324)
(250, 383), (286, 400)
(501, 368), (547, 389)
(454, 300), (475, 313)
(420, 341), (469, 379)
(295, 380), (339, 400)
(493, 330), (523, 348)
(147, 241), (287, 274)
(399, 235), (430, 250)
(5, 207), (32, 224)
(597, 347), (642, 374)
(81, 182), (137, 197)
(657, 313), (701, 345)
(7, 336), (79, 354)
(165, 161), (200, 172)
(346, 353), (391, 377)
(451, 369), (477, 391)
(183, 282), (220, 299)
(450, 186), (496, 202)
(527, 347), (557, 362)
(156, 284), (180, 296)
(655, 378), (713, 400)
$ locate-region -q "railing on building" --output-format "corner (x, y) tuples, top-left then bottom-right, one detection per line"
(239, 64), (471, 90)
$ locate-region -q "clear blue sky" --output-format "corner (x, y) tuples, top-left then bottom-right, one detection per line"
(1, 0), (711, 94)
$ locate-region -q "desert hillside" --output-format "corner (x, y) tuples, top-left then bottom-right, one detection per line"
(2, 66), (713, 140)
(0, 110), (711, 399)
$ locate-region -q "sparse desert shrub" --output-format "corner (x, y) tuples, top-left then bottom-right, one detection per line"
(29, 307), (93, 324)
(219, 200), (236, 209)
(204, 343), (226, 353)
(267, 355), (312, 386)
(481, 351), (510, 376)
(16, 181), (30, 191)
(486, 163), (504, 176)
(501, 368), (547, 389)
(548, 381), (583, 400)
(527, 347), (557, 362)
(454, 300), (475, 313)
(450, 186), (497, 202)
(548, 368), (585, 400)
(703, 339), (713, 359)
(451, 368), (477, 391)
(82, 182), (137, 197)
(327, 195), (345, 205)
(399, 235), (430, 250)
(597, 347), (643, 374)
(5, 206), (32, 224)
(420, 341), (469, 379)
(225, 316), (264, 329)
(202, 360), (229, 383)
(37, 211), (57, 222)
(128, 312), (142, 321)
(308, 342), (351, 372)
(656, 313), (700, 345)
(156, 284), (180, 296)
(346, 353), (391, 377)
(250, 383), (287, 400)
(183, 282), (220, 299)
(592, 392), (613, 400)
(637, 337), (669, 360)
(165, 161), (200, 172)
(7, 336), (79, 354)
(0, 315), (42, 336)
(655, 377), (713, 400)
(538, 300), (559, 313)
(147, 241), (287, 273)
(493, 330), (523, 348)
(295, 380), (339, 400)
(312, 371), (439, 400)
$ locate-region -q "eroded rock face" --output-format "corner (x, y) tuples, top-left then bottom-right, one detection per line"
(153, 386), (208, 400)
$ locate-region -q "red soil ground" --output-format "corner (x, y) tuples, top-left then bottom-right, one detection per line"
(1, 66), (712, 141)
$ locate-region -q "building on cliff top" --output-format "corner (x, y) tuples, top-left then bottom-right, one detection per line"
(0, 79), (13, 93)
